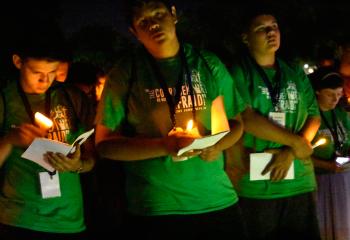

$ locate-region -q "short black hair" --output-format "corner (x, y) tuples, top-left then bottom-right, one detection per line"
(13, 21), (70, 62)
(309, 67), (344, 91)
(122, 0), (173, 27)
(238, 2), (279, 34)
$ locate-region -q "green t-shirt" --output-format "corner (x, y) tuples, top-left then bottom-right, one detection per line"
(0, 81), (93, 233)
(230, 57), (320, 199)
(313, 107), (350, 173)
(96, 44), (246, 216)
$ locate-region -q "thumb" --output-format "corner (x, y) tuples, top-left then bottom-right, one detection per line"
(69, 143), (81, 159)
(264, 149), (279, 154)
(261, 159), (273, 175)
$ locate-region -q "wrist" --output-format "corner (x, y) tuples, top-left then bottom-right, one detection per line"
(289, 134), (302, 149)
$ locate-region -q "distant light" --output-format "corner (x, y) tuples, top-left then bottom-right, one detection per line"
(308, 68), (314, 74)
(304, 64), (309, 69)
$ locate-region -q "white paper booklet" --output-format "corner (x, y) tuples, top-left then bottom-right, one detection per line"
(21, 128), (95, 172)
(177, 130), (229, 156)
(250, 152), (294, 181)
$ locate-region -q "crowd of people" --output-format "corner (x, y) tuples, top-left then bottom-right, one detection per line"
(0, 0), (349, 240)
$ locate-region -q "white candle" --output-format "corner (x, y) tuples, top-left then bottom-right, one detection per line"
(312, 138), (326, 149)
(34, 112), (53, 129)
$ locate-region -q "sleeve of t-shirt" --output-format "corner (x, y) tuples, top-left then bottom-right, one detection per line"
(344, 114), (350, 133)
(230, 64), (253, 108)
(95, 62), (130, 131)
(201, 51), (246, 119)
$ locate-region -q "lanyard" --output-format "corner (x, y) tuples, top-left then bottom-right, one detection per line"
(17, 81), (51, 125)
(17, 81), (55, 175)
(320, 110), (345, 153)
(250, 56), (282, 111)
(148, 45), (196, 129)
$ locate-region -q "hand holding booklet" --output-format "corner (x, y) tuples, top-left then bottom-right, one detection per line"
(177, 130), (229, 156)
(21, 128), (95, 172)
(250, 153), (294, 180)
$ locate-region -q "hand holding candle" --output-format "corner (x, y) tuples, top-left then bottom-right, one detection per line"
(35, 112), (53, 130)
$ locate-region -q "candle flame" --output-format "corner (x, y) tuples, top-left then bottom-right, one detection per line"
(186, 120), (193, 131)
(35, 112), (53, 129)
(312, 138), (326, 149)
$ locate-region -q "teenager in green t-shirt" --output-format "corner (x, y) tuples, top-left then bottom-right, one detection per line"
(309, 67), (350, 240)
(95, 0), (247, 239)
(0, 24), (95, 239)
(226, 8), (321, 240)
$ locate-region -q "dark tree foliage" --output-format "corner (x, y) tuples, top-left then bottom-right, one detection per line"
(1, 1), (349, 88)
(67, 25), (134, 73)
(176, 0), (350, 66)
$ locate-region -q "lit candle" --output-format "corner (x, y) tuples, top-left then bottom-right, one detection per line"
(186, 120), (194, 132)
(34, 112), (53, 130)
(312, 138), (326, 149)
(185, 119), (201, 138)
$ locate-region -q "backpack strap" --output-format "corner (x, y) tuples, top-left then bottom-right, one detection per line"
(124, 52), (136, 118)
(120, 51), (137, 136)
(50, 82), (80, 125)
(61, 87), (79, 122)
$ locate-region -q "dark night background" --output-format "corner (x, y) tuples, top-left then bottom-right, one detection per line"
(0, 0), (349, 236)
(1, 0), (349, 83)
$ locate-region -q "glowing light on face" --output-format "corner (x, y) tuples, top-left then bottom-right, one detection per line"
(35, 112), (53, 129)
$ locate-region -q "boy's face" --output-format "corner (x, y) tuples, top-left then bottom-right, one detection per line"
(316, 87), (344, 111)
(55, 61), (69, 82)
(13, 55), (60, 94)
(243, 14), (280, 56)
(130, 1), (177, 49)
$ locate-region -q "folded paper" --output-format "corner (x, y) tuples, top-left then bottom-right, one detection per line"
(177, 130), (229, 156)
(21, 128), (94, 172)
(250, 152), (294, 181)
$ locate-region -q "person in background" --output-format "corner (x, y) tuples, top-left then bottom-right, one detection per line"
(226, 6), (321, 240)
(0, 23), (96, 240)
(66, 61), (106, 110)
(64, 60), (111, 237)
(55, 61), (70, 82)
(335, 41), (350, 112)
(95, 71), (106, 102)
(95, 0), (247, 239)
(309, 67), (350, 240)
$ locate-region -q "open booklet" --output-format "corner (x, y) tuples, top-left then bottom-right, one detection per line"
(250, 153), (294, 181)
(21, 128), (95, 172)
(177, 130), (229, 156)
